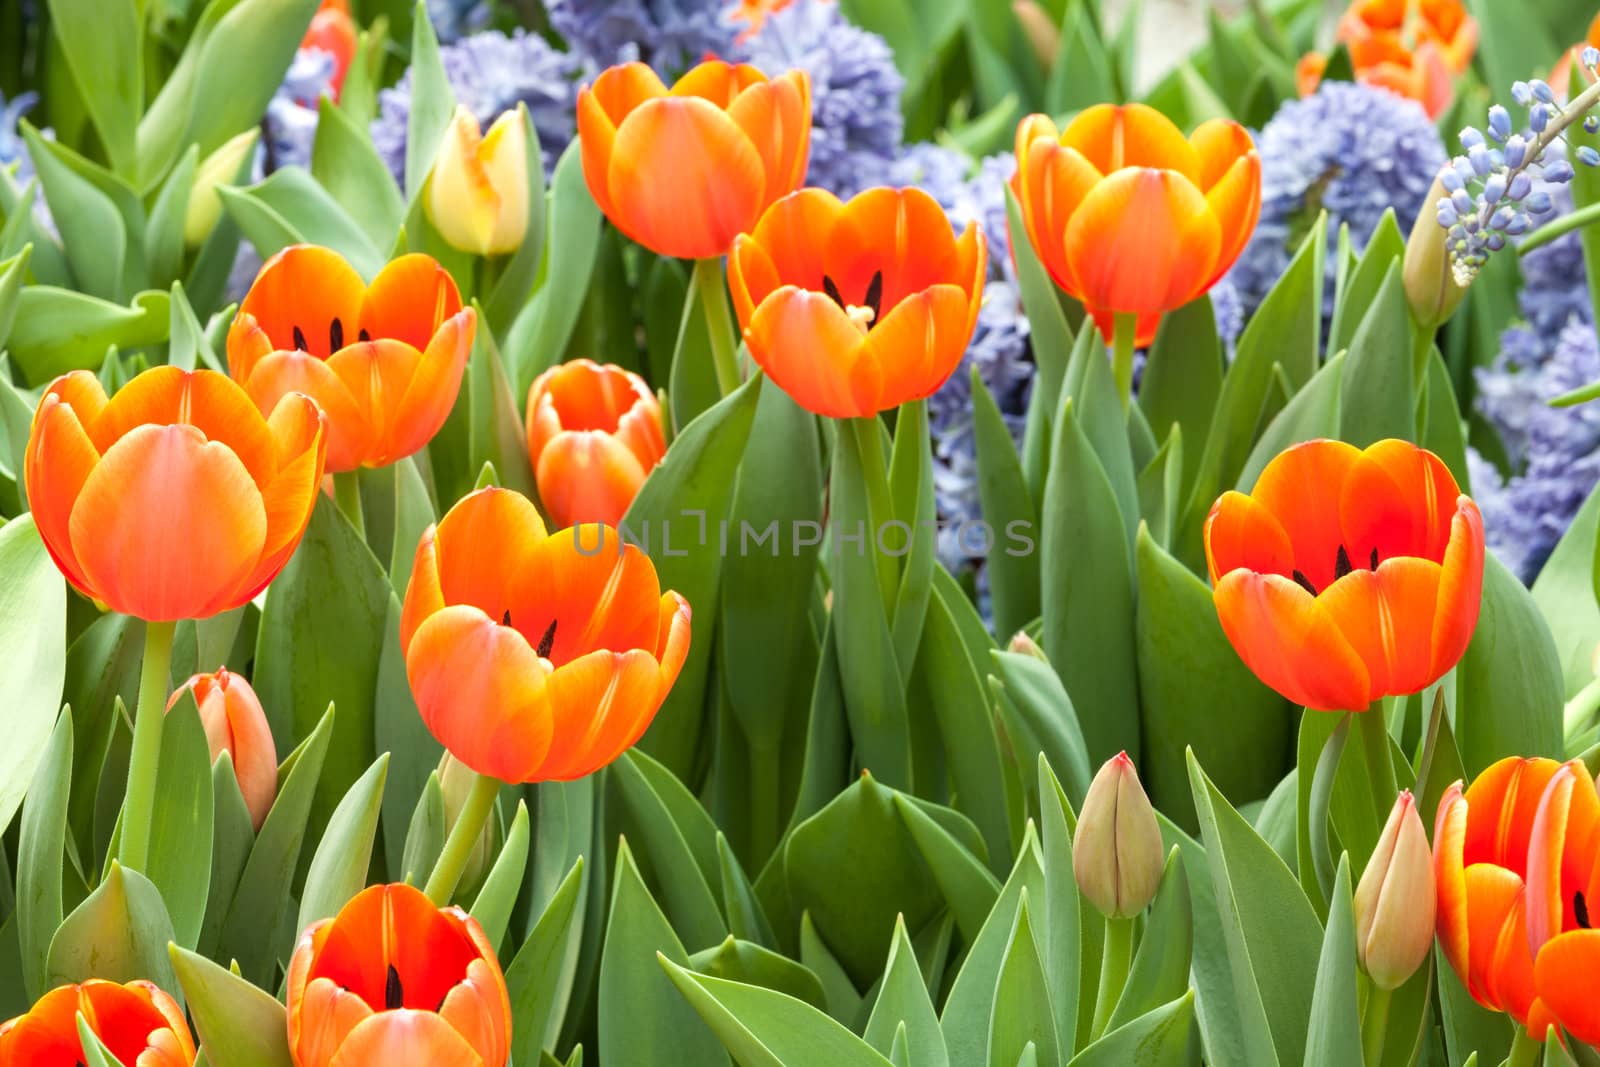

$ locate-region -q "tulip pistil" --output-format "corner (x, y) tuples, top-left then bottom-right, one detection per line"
(1578, 891), (1592, 929)
(822, 270), (885, 334)
(537, 618), (557, 659)
(1295, 545), (1385, 596)
(385, 963), (404, 1010)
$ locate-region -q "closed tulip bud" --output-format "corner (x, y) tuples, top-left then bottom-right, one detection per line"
(437, 752), (498, 895)
(1007, 630), (1047, 660)
(1012, 1), (1060, 70)
(185, 128), (259, 248)
(1405, 174), (1468, 328)
(1074, 752), (1165, 919)
(1355, 790), (1436, 989)
(168, 668), (279, 830)
(427, 106), (530, 257)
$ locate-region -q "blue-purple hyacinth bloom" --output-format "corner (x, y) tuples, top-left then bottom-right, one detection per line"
(1227, 82), (1446, 331)
(735, 0), (904, 197)
(370, 29), (580, 181)
(0, 91), (36, 175)
(547, 0), (736, 75)
(263, 47), (336, 172)
(427, 0), (492, 43)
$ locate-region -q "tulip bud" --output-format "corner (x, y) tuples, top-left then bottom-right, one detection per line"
(184, 129), (258, 248)
(1404, 173), (1468, 328)
(1354, 790), (1436, 990)
(438, 751), (498, 895)
(1007, 630), (1048, 660)
(1012, 1), (1060, 71)
(1073, 752), (1165, 919)
(427, 106), (530, 257)
(168, 668), (279, 830)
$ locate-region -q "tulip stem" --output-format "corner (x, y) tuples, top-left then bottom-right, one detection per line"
(1508, 1027), (1541, 1067)
(1092, 916), (1135, 1039)
(334, 470), (365, 540)
(694, 257), (741, 396)
(1110, 312), (1138, 412)
(1361, 983), (1391, 1066)
(120, 619), (175, 874)
(1356, 703), (1397, 830)
(425, 771), (501, 906)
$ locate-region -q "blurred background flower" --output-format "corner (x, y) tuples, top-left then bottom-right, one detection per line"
(427, 0), (493, 43)
(263, 47), (337, 173)
(547, 0), (736, 75)
(0, 89), (37, 179)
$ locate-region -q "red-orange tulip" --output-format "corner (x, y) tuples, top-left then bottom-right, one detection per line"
(1520, 762), (1600, 1043)
(526, 359), (665, 528)
(227, 245), (475, 473)
(577, 60), (811, 259)
(1204, 439), (1484, 712)
(1298, 0), (1476, 119)
(302, 5), (358, 100)
(1434, 757), (1565, 1025)
(25, 367), (326, 621)
(727, 186), (987, 418)
(1011, 103), (1259, 346)
(286, 883), (510, 1067)
(0, 979), (196, 1067)
(168, 668), (279, 830)
(400, 488), (691, 783)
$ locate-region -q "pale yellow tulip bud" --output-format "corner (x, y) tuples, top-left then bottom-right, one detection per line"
(1405, 173), (1467, 329)
(1354, 790), (1436, 990)
(1008, 630), (1048, 660)
(185, 129), (259, 248)
(427, 106), (530, 256)
(1074, 751), (1165, 919)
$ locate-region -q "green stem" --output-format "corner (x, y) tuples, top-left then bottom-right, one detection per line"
(1508, 1026), (1542, 1067)
(425, 772), (500, 906)
(334, 469), (365, 540)
(119, 619), (176, 873)
(694, 257), (740, 396)
(1357, 702), (1398, 828)
(1110, 312), (1138, 413)
(1092, 916), (1135, 1039)
(1361, 983), (1391, 1066)
(1565, 674), (1600, 743)
(847, 416), (898, 614)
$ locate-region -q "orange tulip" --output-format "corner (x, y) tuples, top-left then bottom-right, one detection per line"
(25, 367), (326, 622)
(1010, 104), (1259, 347)
(526, 359), (665, 528)
(228, 245), (475, 473)
(1550, 13), (1600, 92)
(167, 668), (279, 830)
(1297, 0), (1476, 118)
(577, 60), (811, 259)
(303, 5), (358, 100)
(1434, 757), (1565, 1025)
(727, 186), (987, 418)
(0, 979), (196, 1067)
(400, 487), (691, 783)
(1204, 439), (1484, 712)
(286, 883), (510, 1067)
(1519, 762), (1600, 1043)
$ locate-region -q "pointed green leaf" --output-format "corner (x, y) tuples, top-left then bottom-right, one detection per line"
(988, 892), (1059, 1067)
(170, 943), (294, 1067)
(507, 857), (587, 1065)
(297, 753), (388, 934)
(865, 915), (949, 1067)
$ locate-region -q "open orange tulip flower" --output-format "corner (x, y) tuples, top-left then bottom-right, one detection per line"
(25, 366), (327, 621)
(1520, 761), (1600, 1043)
(1011, 103), (1259, 350)
(1298, 0), (1476, 118)
(401, 487), (691, 783)
(0, 979), (196, 1066)
(168, 668), (279, 830)
(1204, 438), (1484, 712)
(1434, 757), (1566, 1026)
(526, 359), (665, 527)
(577, 60), (811, 260)
(727, 186), (986, 418)
(287, 883), (510, 1066)
(227, 245), (475, 473)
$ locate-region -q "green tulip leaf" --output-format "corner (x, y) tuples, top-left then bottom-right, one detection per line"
(170, 943), (294, 1067)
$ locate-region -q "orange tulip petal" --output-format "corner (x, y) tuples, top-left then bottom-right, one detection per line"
(1315, 557), (1443, 698)
(607, 98), (766, 259)
(827, 187), (963, 314)
(1339, 439), (1462, 565)
(745, 188), (843, 294)
(385, 309), (475, 462)
(1435, 783), (1471, 984)
(1213, 571), (1371, 710)
(1064, 168), (1221, 317)
(433, 487), (549, 623)
(730, 234), (785, 325)
(517, 534), (664, 664)
(238, 350), (375, 474)
(1535, 930), (1600, 1044)
(294, 979), (377, 1066)
(587, 62), (670, 126)
(725, 73), (811, 205)
(1248, 439), (1363, 592)
(651, 592), (693, 724)
(70, 424), (267, 620)
(359, 254), (465, 352)
(236, 245), (366, 357)
(226, 314), (277, 384)
(436, 960), (511, 1066)
(1431, 498), (1484, 679)
(242, 393), (326, 601)
(532, 648), (662, 780)
(1202, 151), (1261, 287)
(1460, 757), (1564, 872)
(1526, 766), (1583, 952)
(1189, 119), (1256, 191)
(401, 526), (447, 653)
(323, 340), (424, 468)
(859, 283), (974, 403)
(1204, 490), (1296, 585)
(25, 391), (102, 595)
(327, 1009), (483, 1067)
(1059, 102), (1201, 181)
(671, 60), (766, 104)
(535, 432), (649, 528)
(89, 366), (277, 487)
(744, 288), (871, 418)
(1464, 863), (1536, 1019)
(405, 605), (554, 783)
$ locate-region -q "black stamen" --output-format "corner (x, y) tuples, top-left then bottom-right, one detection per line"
(821, 275), (846, 309)
(864, 270), (884, 320)
(1292, 570), (1317, 596)
(385, 963), (404, 1010)
(536, 619), (557, 659)
(1370, 547), (1380, 571)
(359, 327), (372, 343)
(330, 317), (344, 352)
(292, 325), (309, 352)
(1578, 891), (1591, 929)
(502, 609), (512, 627)
(1334, 545), (1353, 580)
